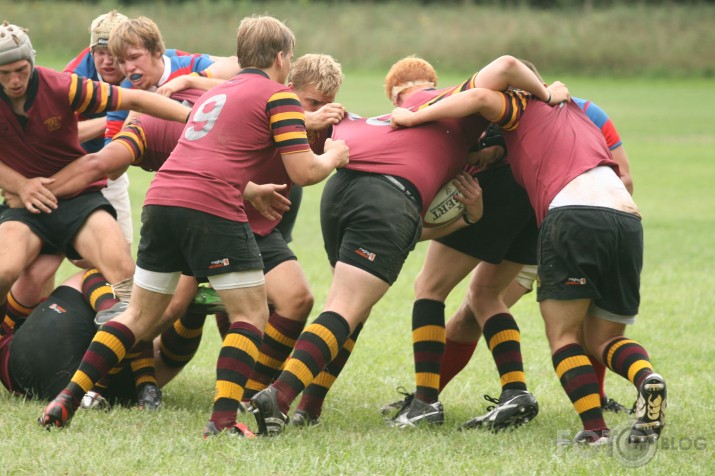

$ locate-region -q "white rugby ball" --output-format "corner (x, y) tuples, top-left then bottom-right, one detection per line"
(424, 180), (465, 227)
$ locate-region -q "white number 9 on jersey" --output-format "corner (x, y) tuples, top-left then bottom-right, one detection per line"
(184, 93), (227, 141)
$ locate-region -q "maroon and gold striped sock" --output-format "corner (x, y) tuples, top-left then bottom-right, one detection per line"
(65, 321), (136, 406)
(159, 310), (208, 368)
(588, 355), (607, 402)
(81, 269), (119, 312)
(0, 300), (6, 334)
(602, 337), (653, 389)
(552, 343), (607, 432)
(210, 321), (262, 430)
(214, 312), (230, 340)
(1, 291), (33, 335)
(127, 340), (157, 388)
(272, 311), (351, 415)
(295, 322), (364, 420)
(412, 299), (445, 403)
(243, 312), (306, 401)
(483, 313), (527, 391)
(439, 338), (478, 392)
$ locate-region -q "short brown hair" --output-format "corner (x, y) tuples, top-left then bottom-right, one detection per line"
(289, 54), (343, 98)
(235, 15), (295, 69)
(384, 55), (438, 103)
(108, 16), (165, 60)
(518, 58), (544, 83)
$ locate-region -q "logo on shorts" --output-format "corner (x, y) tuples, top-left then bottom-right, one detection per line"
(208, 258), (230, 269)
(355, 247), (376, 262)
(49, 303), (66, 314)
(565, 277), (587, 285)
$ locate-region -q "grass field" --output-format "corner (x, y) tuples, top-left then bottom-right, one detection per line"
(1, 72), (714, 474)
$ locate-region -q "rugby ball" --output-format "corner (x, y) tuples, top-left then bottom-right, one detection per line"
(424, 180), (465, 227)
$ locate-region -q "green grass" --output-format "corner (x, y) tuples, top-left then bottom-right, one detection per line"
(2, 76), (714, 474)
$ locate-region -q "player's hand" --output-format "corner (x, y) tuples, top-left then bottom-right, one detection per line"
(157, 76), (189, 97)
(305, 103), (346, 130)
(546, 81), (570, 105)
(390, 107), (415, 128)
(324, 138), (349, 168)
(246, 183), (291, 221)
(15, 177), (57, 213)
(453, 172), (483, 224)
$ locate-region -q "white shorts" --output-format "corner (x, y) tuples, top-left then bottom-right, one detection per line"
(101, 173), (133, 245)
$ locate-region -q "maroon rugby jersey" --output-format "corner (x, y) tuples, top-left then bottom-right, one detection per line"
(113, 88), (205, 172)
(144, 69), (310, 222)
(114, 86), (299, 236)
(495, 92), (619, 225)
(0, 67), (122, 193)
(329, 88), (487, 217)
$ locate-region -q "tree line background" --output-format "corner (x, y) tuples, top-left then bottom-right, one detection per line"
(5, 1), (715, 77)
(85, 0), (715, 7)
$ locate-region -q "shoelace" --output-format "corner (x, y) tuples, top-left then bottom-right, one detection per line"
(483, 394), (500, 411)
(394, 387), (414, 413)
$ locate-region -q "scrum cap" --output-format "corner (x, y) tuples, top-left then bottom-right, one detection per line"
(90, 10), (128, 49)
(0, 21), (35, 68)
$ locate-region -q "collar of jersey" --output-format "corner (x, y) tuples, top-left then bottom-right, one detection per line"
(238, 68), (269, 79)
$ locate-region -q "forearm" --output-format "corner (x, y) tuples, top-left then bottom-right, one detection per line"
(296, 152), (340, 186)
(0, 161), (27, 193)
(47, 157), (105, 198)
(122, 89), (191, 124)
(410, 89), (490, 125)
(610, 145), (634, 195)
(184, 75), (226, 91)
(204, 56), (241, 80)
(77, 117), (107, 143)
(420, 214), (472, 241)
(474, 55), (550, 101)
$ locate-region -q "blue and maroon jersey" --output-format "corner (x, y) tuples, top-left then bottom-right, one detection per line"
(572, 97), (622, 150)
(65, 48), (194, 152)
(0, 67), (124, 193)
(104, 53), (212, 143)
(494, 91), (619, 225)
(145, 69), (310, 224)
(64, 47), (192, 83)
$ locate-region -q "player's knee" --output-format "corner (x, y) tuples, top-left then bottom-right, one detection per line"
(414, 271), (449, 301)
(0, 267), (22, 294)
(274, 287), (313, 320)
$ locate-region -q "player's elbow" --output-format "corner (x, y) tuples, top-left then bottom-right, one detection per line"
(84, 153), (121, 181)
(493, 55), (520, 71)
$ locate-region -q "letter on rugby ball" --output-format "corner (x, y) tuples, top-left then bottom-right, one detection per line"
(424, 180), (465, 227)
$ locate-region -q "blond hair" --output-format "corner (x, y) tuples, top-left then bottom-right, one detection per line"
(384, 55), (438, 103)
(289, 54), (343, 98)
(108, 16), (165, 60)
(235, 15), (294, 69)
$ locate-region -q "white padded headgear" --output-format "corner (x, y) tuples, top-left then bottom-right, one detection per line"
(0, 22), (35, 69)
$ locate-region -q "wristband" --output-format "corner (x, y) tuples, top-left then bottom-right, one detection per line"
(463, 211), (477, 225)
(545, 90), (552, 104)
